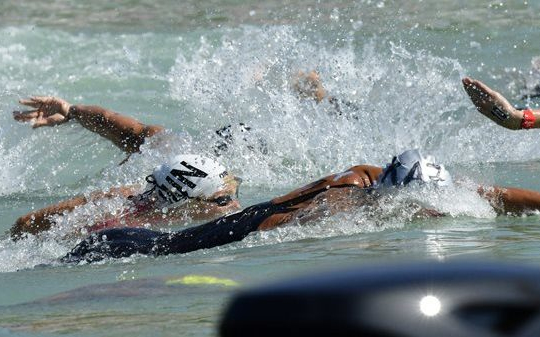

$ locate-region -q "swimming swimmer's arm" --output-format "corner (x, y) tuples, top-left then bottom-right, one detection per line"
(271, 165), (382, 205)
(68, 105), (164, 153)
(10, 186), (138, 239)
(478, 186), (540, 215)
(462, 77), (540, 130)
(348, 165), (383, 186)
(13, 96), (164, 153)
(258, 165), (383, 230)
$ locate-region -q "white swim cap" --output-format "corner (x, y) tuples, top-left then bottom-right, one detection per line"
(377, 149), (452, 188)
(147, 155), (229, 207)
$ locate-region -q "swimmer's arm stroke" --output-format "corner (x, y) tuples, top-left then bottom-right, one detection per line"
(462, 77), (540, 130)
(13, 96), (164, 153)
(10, 185), (138, 239)
(259, 165), (383, 230)
(478, 185), (540, 215)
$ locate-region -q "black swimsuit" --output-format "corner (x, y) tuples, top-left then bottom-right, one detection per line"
(61, 201), (282, 263)
(61, 184), (366, 264)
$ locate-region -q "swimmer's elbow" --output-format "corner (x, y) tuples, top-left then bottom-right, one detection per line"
(144, 125), (165, 137)
(10, 216), (31, 240)
(10, 213), (54, 240)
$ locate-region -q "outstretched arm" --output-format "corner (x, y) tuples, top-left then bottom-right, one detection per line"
(13, 96), (164, 153)
(462, 77), (540, 130)
(68, 105), (164, 153)
(478, 185), (540, 215)
(10, 186), (138, 239)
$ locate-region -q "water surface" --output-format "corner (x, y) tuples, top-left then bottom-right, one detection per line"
(1, 1), (540, 336)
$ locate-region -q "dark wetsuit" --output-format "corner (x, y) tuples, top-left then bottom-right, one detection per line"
(62, 201), (290, 263)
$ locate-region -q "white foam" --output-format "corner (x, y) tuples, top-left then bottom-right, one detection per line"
(0, 25), (535, 271)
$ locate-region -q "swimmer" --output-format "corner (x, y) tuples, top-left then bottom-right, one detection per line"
(520, 56), (540, 99)
(462, 77), (540, 130)
(213, 123), (268, 156)
(62, 149), (540, 263)
(293, 70), (360, 118)
(213, 71), (354, 156)
(293, 71), (328, 103)
(11, 154), (241, 239)
(11, 97), (241, 238)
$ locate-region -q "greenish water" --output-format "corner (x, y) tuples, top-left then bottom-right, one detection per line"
(1, 1), (540, 336)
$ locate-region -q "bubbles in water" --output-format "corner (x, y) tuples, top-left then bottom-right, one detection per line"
(166, 25), (514, 189)
(0, 24), (534, 271)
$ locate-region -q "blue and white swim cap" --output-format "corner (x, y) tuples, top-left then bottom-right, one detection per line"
(376, 149), (452, 188)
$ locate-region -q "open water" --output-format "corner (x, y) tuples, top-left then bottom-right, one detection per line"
(1, 1), (540, 336)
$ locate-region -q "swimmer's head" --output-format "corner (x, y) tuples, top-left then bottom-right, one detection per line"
(376, 149), (452, 188)
(293, 71), (326, 103)
(139, 155), (238, 208)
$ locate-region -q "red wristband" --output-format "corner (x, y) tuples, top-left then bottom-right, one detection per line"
(521, 109), (536, 129)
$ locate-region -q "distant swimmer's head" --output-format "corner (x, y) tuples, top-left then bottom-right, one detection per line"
(293, 70), (326, 103)
(376, 149), (452, 188)
(139, 155), (239, 208)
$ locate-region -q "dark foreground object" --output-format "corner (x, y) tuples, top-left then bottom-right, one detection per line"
(220, 261), (540, 337)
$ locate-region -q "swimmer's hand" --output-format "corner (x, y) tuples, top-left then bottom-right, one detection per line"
(13, 96), (72, 128)
(462, 77), (523, 130)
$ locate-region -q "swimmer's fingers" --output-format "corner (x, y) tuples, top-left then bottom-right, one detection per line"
(306, 70), (321, 82)
(13, 109), (39, 122)
(462, 77), (521, 130)
(18, 96), (52, 108)
(19, 96), (71, 117)
(13, 108), (66, 127)
(362, 177), (372, 187)
(18, 98), (40, 108)
(20, 96), (58, 105)
(32, 113), (68, 128)
(356, 171), (374, 188)
(463, 77), (514, 110)
(462, 77), (494, 110)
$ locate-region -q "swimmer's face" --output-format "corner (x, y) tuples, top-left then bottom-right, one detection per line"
(130, 185), (160, 207)
(206, 174), (241, 200)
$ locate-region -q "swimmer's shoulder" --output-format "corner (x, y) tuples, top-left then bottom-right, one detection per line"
(330, 165), (383, 187)
(348, 165), (383, 177)
(271, 165), (383, 205)
(310, 164), (383, 188)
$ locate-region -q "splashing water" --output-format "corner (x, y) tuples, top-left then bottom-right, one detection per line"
(166, 25), (540, 188)
(0, 24), (533, 272)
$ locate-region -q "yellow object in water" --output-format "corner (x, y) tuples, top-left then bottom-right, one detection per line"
(166, 275), (239, 287)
